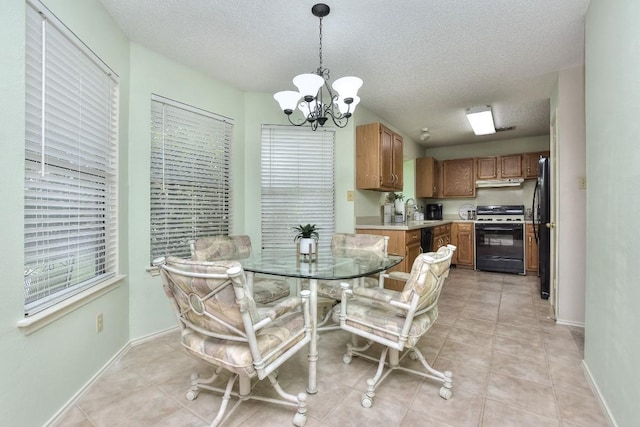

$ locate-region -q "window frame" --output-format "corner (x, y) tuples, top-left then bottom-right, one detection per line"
(149, 94), (234, 262)
(260, 125), (336, 252)
(23, 0), (120, 317)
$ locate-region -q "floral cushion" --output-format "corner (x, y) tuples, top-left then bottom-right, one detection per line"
(316, 233), (386, 300)
(161, 256), (306, 377)
(191, 235), (291, 304)
(181, 310), (306, 377)
(399, 246), (453, 310)
(253, 277), (291, 304)
(163, 257), (261, 331)
(332, 299), (438, 348)
(191, 235), (252, 261)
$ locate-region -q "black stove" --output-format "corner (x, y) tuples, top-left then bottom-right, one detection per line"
(474, 205), (525, 274)
(475, 205), (525, 223)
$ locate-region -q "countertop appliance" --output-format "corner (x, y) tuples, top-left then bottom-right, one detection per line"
(474, 205), (525, 274)
(532, 156), (551, 299)
(425, 203), (443, 220)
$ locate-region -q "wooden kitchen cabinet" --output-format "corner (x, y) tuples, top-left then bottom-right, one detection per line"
(356, 228), (421, 291)
(526, 223), (539, 272)
(356, 122), (403, 191)
(415, 157), (440, 198)
(441, 158), (475, 197)
(432, 224), (451, 252)
(523, 151), (550, 179)
(451, 222), (474, 267)
(476, 155), (523, 180)
(476, 157), (498, 180)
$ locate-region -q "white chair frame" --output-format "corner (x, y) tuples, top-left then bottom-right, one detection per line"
(336, 245), (456, 408)
(155, 256), (312, 426)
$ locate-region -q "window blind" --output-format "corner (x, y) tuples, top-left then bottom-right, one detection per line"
(24, 1), (119, 315)
(261, 125), (336, 252)
(150, 95), (233, 261)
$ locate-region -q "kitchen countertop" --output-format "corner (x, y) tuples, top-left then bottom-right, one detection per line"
(355, 216), (474, 231)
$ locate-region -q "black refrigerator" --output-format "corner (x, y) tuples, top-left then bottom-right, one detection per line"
(532, 156), (551, 299)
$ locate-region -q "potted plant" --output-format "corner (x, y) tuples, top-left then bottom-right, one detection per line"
(386, 192), (405, 222)
(293, 224), (320, 255)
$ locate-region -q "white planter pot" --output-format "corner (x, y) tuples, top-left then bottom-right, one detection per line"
(298, 238), (316, 255)
(394, 200), (405, 222)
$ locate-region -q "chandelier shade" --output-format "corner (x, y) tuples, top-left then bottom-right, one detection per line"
(293, 74), (325, 100)
(273, 3), (362, 130)
(331, 76), (363, 101)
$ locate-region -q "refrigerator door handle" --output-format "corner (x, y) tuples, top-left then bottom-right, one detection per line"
(532, 180), (539, 244)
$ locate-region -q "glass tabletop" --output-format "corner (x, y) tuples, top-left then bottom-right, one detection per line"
(239, 249), (403, 280)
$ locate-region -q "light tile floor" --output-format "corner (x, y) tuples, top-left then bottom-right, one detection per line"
(51, 269), (609, 427)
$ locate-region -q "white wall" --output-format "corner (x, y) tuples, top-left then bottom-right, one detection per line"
(584, 1), (640, 425)
(555, 66), (587, 325)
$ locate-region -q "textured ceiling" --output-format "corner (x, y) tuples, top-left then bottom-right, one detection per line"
(97, 0), (590, 147)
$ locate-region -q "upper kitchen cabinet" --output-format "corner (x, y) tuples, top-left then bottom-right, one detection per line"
(415, 157), (439, 198)
(523, 151), (550, 179)
(476, 155), (523, 180)
(441, 158), (475, 197)
(356, 122), (403, 191)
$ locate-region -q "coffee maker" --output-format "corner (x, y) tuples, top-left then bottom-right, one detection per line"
(425, 203), (443, 220)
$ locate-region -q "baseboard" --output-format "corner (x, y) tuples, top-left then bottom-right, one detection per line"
(44, 326), (180, 426)
(555, 318), (585, 327)
(582, 360), (618, 427)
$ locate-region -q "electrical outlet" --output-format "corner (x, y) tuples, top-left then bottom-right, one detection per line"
(96, 313), (103, 333)
(347, 190), (354, 201)
(578, 176), (587, 189)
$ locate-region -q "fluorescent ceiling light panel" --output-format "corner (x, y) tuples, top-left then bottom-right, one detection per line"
(466, 105), (496, 135)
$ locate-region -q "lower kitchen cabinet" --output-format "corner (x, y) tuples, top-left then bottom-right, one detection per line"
(432, 223), (451, 252)
(451, 222), (474, 267)
(356, 228), (421, 291)
(526, 223), (538, 272)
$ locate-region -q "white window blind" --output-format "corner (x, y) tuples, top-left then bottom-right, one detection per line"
(261, 125), (336, 252)
(24, 1), (119, 316)
(150, 95), (233, 261)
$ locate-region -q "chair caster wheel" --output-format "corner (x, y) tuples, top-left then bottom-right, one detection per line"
(361, 394), (373, 408)
(293, 412), (307, 426)
(409, 351), (419, 360)
(343, 354), (352, 364)
(439, 387), (452, 400)
(186, 389), (199, 401)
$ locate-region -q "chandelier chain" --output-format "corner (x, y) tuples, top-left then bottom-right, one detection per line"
(318, 16), (323, 71)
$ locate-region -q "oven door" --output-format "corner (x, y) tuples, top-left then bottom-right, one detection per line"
(475, 223), (524, 274)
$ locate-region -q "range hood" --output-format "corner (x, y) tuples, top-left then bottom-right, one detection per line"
(475, 178), (524, 188)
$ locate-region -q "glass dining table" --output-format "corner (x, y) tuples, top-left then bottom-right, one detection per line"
(238, 249), (403, 394)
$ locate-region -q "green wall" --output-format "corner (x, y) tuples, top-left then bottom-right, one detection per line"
(584, 1), (640, 425)
(0, 1), (131, 425)
(0, 1), (365, 424)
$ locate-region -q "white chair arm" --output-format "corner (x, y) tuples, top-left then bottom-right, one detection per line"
(254, 293), (307, 330)
(387, 271), (410, 282)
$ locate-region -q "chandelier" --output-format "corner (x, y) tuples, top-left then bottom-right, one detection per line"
(273, 3), (363, 130)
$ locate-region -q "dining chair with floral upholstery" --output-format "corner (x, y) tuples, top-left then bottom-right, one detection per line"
(190, 235), (291, 305)
(334, 244), (456, 408)
(310, 233), (389, 328)
(154, 256), (312, 426)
